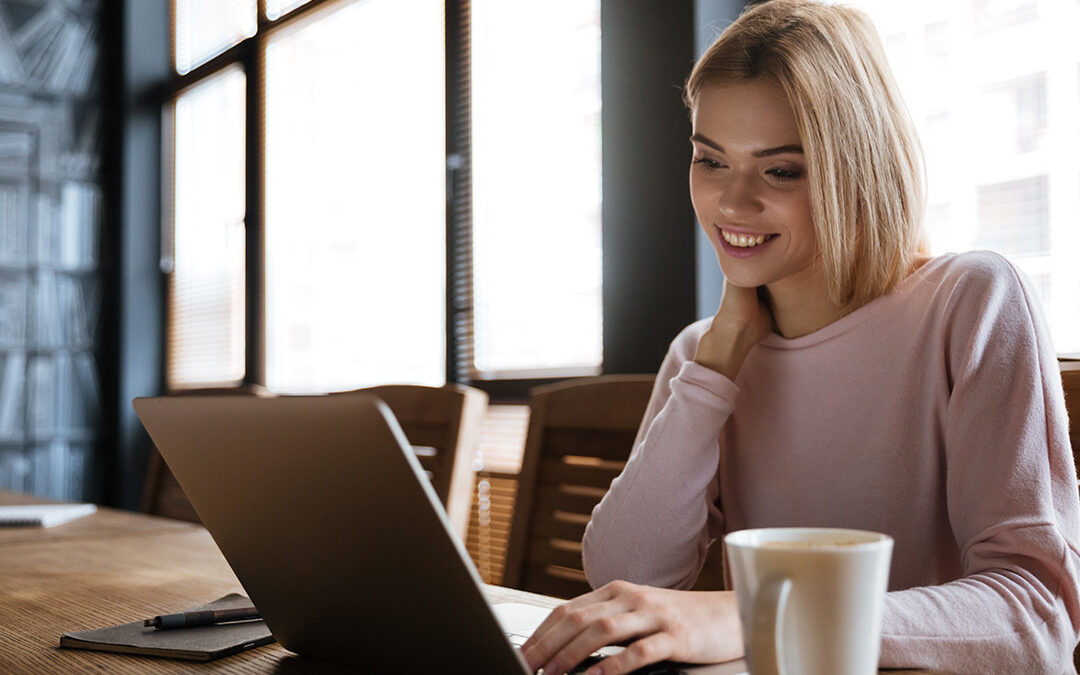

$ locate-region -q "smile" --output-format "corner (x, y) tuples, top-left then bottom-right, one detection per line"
(720, 229), (777, 248)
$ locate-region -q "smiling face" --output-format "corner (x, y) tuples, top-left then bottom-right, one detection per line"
(690, 79), (822, 294)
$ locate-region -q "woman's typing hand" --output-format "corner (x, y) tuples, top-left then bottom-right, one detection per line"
(693, 282), (774, 380)
(520, 581), (743, 675)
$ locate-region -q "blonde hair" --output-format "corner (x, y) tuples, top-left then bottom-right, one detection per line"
(685, 0), (925, 306)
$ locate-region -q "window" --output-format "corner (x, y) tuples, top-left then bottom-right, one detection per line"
(973, 0), (1038, 32)
(167, 66), (246, 387)
(923, 21), (948, 61)
(173, 0), (256, 74)
(976, 176), (1049, 256)
(851, 0), (1080, 354)
(262, 0), (446, 393)
(166, 0), (603, 584)
(165, 0), (604, 392)
(266, 0), (314, 21)
(468, 0), (603, 379)
(980, 74), (1047, 154)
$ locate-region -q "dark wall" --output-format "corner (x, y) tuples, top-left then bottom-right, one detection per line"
(601, 0), (698, 375)
(106, 0), (168, 510)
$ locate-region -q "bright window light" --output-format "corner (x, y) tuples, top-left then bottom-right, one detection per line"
(470, 0), (603, 377)
(264, 0), (446, 393)
(265, 0), (313, 21)
(169, 66), (247, 388)
(850, 0), (1080, 354)
(173, 0), (256, 74)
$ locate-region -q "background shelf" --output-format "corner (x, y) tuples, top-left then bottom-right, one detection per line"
(0, 0), (102, 501)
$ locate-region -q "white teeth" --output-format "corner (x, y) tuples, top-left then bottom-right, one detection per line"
(722, 230), (770, 248)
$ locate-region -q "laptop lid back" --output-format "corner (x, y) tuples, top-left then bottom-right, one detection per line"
(134, 394), (529, 673)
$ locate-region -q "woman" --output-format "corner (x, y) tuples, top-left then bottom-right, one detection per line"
(520, 1), (1080, 674)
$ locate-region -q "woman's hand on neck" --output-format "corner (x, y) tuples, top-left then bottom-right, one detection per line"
(694, 282), (776, 380)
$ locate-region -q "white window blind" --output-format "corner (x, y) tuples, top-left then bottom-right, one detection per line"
(263, 0), (446, 393)
(265, 0), (314, 21)
(469, 0), (603, 378)
(473, 403), (529, 474)
(466, 403), (530, 585)
(173, 0), (256, 75)
(167, 66), (247, 389)
(850, 0), (1080, 354)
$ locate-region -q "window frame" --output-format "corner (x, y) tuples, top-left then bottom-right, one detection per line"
(164, 0), (612, 400)
(163, 0), (702, 401)
(166, 0), (284, 389)
(163, 63), (249, 389)
(113, 0), (702, 511)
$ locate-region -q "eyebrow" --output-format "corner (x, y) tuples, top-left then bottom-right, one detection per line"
(690, 133), (803, 158)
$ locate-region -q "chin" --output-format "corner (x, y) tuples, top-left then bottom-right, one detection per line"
(715, 260), (769, 289)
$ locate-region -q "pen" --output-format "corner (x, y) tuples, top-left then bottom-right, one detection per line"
(143, 606), (261, 630)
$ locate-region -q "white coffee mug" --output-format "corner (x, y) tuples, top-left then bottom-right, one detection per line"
(724, 527), (893, 675)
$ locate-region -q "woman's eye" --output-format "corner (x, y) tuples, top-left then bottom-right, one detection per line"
(693, 157), (724, 170)
(765, 167), (803, 182)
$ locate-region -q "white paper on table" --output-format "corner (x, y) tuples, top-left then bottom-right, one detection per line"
(0, 503), (96, 527)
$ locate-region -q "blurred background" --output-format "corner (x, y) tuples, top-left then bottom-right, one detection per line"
(0, 0), (1074, 522)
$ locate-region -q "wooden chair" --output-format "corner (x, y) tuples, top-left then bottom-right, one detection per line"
(1059, 360), (1080, 671)
(333, 384), (488, 540)
(142, 384), (273, 523)
(1061, 361), (1079, 478)
(503, 375), (656, 598)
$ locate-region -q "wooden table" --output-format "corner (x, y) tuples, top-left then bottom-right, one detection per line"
(0, 489), (561, 674)
(0, 490), (921, 674)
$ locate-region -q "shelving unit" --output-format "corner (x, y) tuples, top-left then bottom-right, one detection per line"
(0, 0), (102, 501)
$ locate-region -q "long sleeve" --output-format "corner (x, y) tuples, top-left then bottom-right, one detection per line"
(582, 321), (734, 590)
(877, 254), (1080, 673)
(580, 252), (1080, 673)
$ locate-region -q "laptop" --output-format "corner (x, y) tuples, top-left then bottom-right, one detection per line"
(134, 394), (746, 674)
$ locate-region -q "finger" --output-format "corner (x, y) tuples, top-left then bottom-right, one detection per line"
(521, 597), (590, 651)
(521, 597), (622, 671)
(542, 609), (660, 675)
(585, 632), (676, 675)
(521, 582), (628, 655)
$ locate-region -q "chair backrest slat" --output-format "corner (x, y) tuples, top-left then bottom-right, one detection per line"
(543, 428), (640, 463)
(333, 384), (488, 540)
(504, 375), (655, 597)
(1062, 361), (1079, 468)
(538, 456), (626, 491)
(1058, 361), (1080, 672)
(143, 383), (488, 544)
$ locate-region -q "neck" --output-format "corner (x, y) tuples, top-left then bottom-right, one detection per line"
(763, 263), (854, 339)
(763, 254), (933, 338)
(762, 254), (934, 339)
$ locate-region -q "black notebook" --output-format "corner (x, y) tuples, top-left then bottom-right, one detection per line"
(59, 593), (275, 661)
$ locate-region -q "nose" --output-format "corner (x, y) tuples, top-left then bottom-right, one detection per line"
(715, 172), (762, 221)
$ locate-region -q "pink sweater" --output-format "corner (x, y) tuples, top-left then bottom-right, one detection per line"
(581, 251), (1080, 674)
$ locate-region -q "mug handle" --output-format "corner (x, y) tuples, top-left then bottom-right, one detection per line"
(749, 576), (792, 675)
